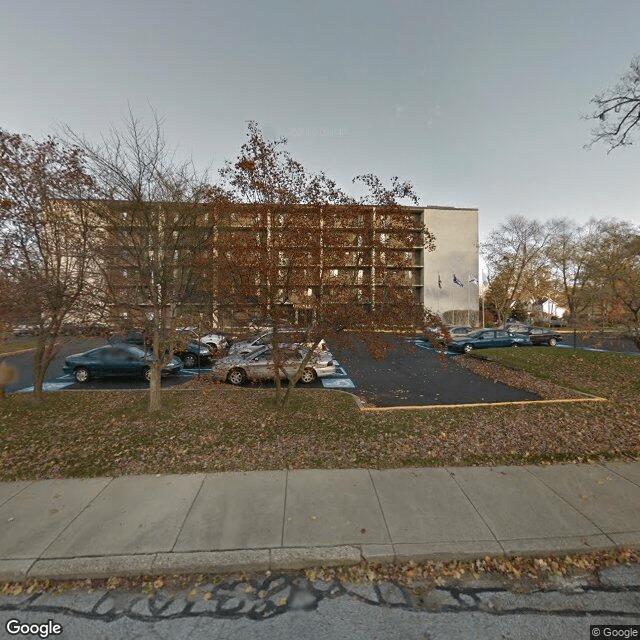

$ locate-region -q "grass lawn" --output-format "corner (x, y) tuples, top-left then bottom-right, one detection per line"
(1, 348), (638, 481)
(0, 338), (38, 354)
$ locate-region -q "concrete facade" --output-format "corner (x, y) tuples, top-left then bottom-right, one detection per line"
(421, 207), (479, 324)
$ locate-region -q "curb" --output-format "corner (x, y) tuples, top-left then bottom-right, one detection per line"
(0, 348), (36, 358)
(0, 546), (362, 582)
(3, 539), (636, 583)
(358, 395), (608, 412)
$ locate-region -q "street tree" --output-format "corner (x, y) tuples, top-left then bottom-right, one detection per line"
(544, 218), (599, 323)
(583, 219), (640, 346)
(215, 122), (438, 409)
(587, 55), (640, 151)
(0, 129), (94, 400)
(482, 216), (553, 325)
(66, 112), (224, 411)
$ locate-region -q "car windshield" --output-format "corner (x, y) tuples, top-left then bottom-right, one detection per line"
(124, 346), (146, 357)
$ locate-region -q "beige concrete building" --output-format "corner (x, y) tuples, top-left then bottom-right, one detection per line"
(420, 206), (479, 324)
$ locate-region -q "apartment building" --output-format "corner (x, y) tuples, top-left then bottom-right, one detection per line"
(212, 203), (479, 326)
(65, 200), (479, 328)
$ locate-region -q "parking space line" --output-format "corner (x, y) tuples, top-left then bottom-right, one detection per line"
(16, 380), (75, 393)
(322, 378), (356, 389)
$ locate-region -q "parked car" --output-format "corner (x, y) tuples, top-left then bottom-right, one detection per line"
(424, 324), (472, 341)
(448, 329), (530, 353)
(108, 330), (149, 348)
(548, 317), (568, 327)
(212, 345), (336, 385)
(174, 340), (214, 368)
(507, 326), (563, 346)
(12, 324), (38, 337)
(63, 344), (182, 383)
(447, 324), (473, 336)
(503, 321), (531, 333)
(228, 329), (327, 356)
(192, 331), (229, 351)
(110, 330), (214, 368)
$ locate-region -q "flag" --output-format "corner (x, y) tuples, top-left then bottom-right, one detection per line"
(438, 273), (442, 289)
(469, 275), (479, 285)
(453, 274), (464, 287)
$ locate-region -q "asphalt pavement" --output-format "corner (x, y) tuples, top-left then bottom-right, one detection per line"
(1, 461), (639, 582)
(2, 336), (543, 406)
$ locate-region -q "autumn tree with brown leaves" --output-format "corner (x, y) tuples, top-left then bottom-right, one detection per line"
(0, 129), (94, 400)
(66, 112), (224, 411)
(582, 219), (640, 345)
(214, 122), (438, 409)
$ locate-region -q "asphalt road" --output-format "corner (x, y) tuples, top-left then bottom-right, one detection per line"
(333, 336), (539, 406)
(10, 329), (638, 406)
(2, 569), (639, 640)
(2, 335), (544, 407)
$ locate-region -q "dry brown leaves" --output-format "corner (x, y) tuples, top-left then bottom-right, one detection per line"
(2, 548), (639, 596)
(1, 349), (639, 480)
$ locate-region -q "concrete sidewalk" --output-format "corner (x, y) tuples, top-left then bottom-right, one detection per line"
(1, 462), (639, 582)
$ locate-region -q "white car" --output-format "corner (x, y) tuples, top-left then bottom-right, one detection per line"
(229, 330), (327, 356)
(212, 345), (336, 385)
(177, 328), (229, 351)
(198, 332), (229, 351)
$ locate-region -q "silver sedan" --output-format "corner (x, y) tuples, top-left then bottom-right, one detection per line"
(212, 345), (337, 385)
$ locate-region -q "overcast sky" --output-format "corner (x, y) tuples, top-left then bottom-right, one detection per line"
(2, 0), (639, 239)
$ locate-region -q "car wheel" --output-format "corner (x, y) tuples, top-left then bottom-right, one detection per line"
(183, 353), (198, 368)
(463, 343), (473, 353)
(548, 337), (557, 347)
(227, 368), (246, 386)
(511, 342), (520, 348)
(143, 366), (152, 382)
(301, 367), (317, 384)
(74, 367), (91, 383)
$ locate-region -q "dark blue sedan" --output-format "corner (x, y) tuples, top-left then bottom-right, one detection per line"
(448, 329), (530, 353)
(63, 345), (183, 383)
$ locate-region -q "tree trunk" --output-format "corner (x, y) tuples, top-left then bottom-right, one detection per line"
(148, 361), (162, 412)
(273, 373), (283, 408)
(280, 339), (323, 409)
(33, 342), (45, 402)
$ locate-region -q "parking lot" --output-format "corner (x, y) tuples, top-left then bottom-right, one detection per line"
(2, 334), (545, 407)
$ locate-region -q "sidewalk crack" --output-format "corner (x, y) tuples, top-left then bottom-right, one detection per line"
(170, 474), (206, 552)
(280, 469), (289, 548)
(446, 468), (505, 554)
(523, 466), (615, 545)
(0, 481), (34, 508)
(38, 477), (116, 561)
(597, 461), (640, 489)
(367, 470), (393, 549)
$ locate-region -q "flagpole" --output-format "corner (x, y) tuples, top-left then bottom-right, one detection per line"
(467, 274), (470, 325)
(481, 270), (485, 327)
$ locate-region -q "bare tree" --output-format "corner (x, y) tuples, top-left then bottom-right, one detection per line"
(545, 218), (599, 322)
(587, 56), (640, 151)
(482, 216), (553, 325)
(66, 112), (223, 411)
(215, 123), (438, 409)
(0, 129), (94, 400)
